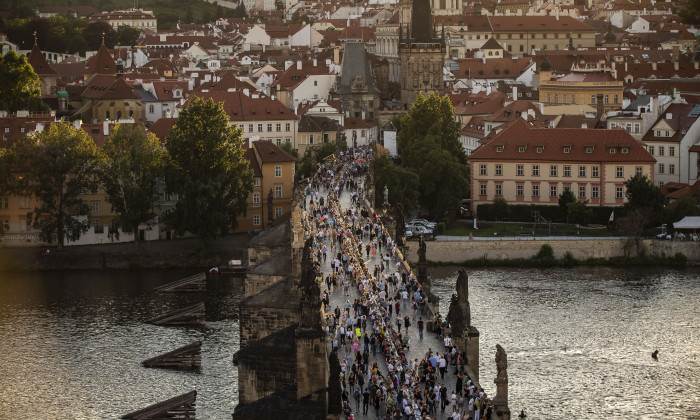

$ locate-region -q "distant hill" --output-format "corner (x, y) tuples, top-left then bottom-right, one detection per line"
(1, 0), (238, 30)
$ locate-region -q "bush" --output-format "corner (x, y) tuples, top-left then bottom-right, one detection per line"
(535, 243), (554, 259)
(476, 203), (623, 224)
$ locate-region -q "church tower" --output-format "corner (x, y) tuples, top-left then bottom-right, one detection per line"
(398, 0), (446, 107)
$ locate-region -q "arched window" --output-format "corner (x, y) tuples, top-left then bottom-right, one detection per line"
(117, 111), (122, 120)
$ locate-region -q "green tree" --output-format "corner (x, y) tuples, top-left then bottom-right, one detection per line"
(280, 140), (298, 158)
(98, 124), (168, 249)
(115, 25), (141, 47)
(558, 189), (576, 222)
(0, 50), (49, 113)
(372, 153), (420, 211)
(83, 21), (116, 50)
(12, 123), (99, 249)
(621, 174), (665, 237)
(666, 194), (700, 228)
(275, 0), (285, 10)
(679, 0), (700, 24)
(233, 3), (247, 18)
(0, 148), (13, 197)
(395, 93), (468, 217)
(165, 97), (254, 247)
(567, 199), (592, 225)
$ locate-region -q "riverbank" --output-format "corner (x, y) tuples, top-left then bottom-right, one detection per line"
(404, 237), (700, 264)
(0, 235), (249, 271)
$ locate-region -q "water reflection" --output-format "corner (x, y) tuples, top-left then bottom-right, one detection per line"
(0, 269), (243, 419)
(430, 266), (700, 419)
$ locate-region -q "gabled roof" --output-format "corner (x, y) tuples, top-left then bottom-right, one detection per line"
(28, 44), (56, 75)
(641, 103), (700, 143)
(252, 139), (297, 163)
(337, 41), (379, 95)
(481, 38), (503, 50)
(469, 118), (654, 163)
(148, 118), (178, 141)
(483, 100), (545, 123)
(187, 91), (298, 121)
(100, 77), (141, 100)
(85, 44), (116, 75)
(244, 147), (263, 177)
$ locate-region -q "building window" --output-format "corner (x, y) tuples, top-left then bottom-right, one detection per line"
(669, 164), (675, 174)
(276, 123), (281, 132)
(634, 124), (640, 133)
(495, 164), (503, 176)
(309, 134), (314, 144)
(479, 184), (487, 196)
(258, 123), (263, 132)
(659, 146), (665, 156)
(604, 95), (609, 104)
(275, 185), (282, 198)
(248, 124), (254, 132)
(495, 184), (502, 196)
(275, 207), (283, 217)
(267, 123), (273, 132)
(496, 146), (503, 152)
(614, 95), (619, 104)
(591, 95), (596, 104)
(616, 186), (623, 199)
(635, 166), (643, 176)
(253, 193), (260, 204)
(586, 146), (593, 154)
(19, 197), (31, 209)
(550, 165), (558, 177)
(648, 146), (654, 155)
(91, 202), (99, 212)
(550, 185), (558, 197)
(275, 165), (282, 177)
(93, 219), (102, 232)
(518, 146), (525, 153)
(669, 146), (675, 157)
(480, 164), (487, 175)
(592, 166), (599, 178)
(579, 186), (586, 198)
(285, 123), (291, 131)
(253, 215), (260, 225)
(536, 146), (543, 153)
(659, 163), (665, 174)
(3, 197), (8, 209)
(609, 147), (616, 154)
(563, 146), (571, 154)
(516, 164), (524, 176)
(532, 165), (540, 176)
(516, 185), (524, 196)
(254, 178), (260, 187)
(621, 148), (629, 154)
(592, 186), (599, 198)
(532, 185), (540, 197)
(579, 166), (586, 177)
(616, 167), (623, 178)
(149, 105), (154, 113)
(276, 138), (282, 146)
(564, 165), (571, 177)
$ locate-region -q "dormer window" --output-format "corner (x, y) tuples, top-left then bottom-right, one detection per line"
(496, 145), (504, 152)
(609, 147), (617, 154)
(563, 146), (571, 154)
(536, 146), (543, 153)
(621, 147), (629, 154)
(586, 147), (593, 154)
(518, 146), (525, 153)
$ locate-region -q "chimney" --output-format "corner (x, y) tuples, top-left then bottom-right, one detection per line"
(695, 62), (699, 70)
(103, 121), (109, 136)
(362, 110), (366, 119)
(285, 60), (293, 70)
(326, 58), (331, 67)
(334, 48), (340, 64)
(159, 34), (167, 42)
(73, 119), (82, 129)
(296, 60), (302, 70)
(652, 62), (657, 70)
(486, 84), (492, 95)
(666, 112), (672, 120)
(313, 58), (317, 67)
(673, 61), (679, 71)
(512, 86), (518, 99)
(596, 93), (604, 119)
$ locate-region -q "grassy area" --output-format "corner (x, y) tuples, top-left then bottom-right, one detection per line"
(443, 220), (621, 237)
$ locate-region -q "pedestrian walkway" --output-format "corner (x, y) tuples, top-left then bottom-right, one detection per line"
(304, 147), (489, 420)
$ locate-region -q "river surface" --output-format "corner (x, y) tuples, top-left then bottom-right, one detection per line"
(0, 267), (698, 419)
(431, 266), (700, 419)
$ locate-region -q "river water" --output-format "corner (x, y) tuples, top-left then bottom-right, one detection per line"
(430, 266), (700, 419)
(0, 267), (698, 419)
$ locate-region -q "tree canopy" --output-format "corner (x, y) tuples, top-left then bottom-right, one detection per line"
(371, 153), (420, 211)
(98, 124), (168, 248)
(621, 174), (665, 236)
(0, 50), (48, 113)
(12, 123), (99, 249)
(393, 93), (469, 216)
(165, 97), (254, 246)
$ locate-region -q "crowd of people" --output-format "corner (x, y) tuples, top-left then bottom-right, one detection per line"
(302, 146), (493, 420)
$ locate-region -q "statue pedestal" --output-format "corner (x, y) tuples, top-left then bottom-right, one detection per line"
(492, 378), (510, 420)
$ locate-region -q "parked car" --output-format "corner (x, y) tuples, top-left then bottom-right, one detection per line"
(409, 218), (437, 228)
(406, 224), (435, 238)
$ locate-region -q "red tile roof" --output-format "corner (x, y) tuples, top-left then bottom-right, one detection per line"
(469, 118), (654, 163)
(187, 91), (298, 121)
(85, 44), (116, 75)
(252, 139), (297, 163)
(148, 118), (177, 141)
(27, 44), (57, 75)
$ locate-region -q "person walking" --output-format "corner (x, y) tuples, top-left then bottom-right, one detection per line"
(417, 318), (424, 340)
